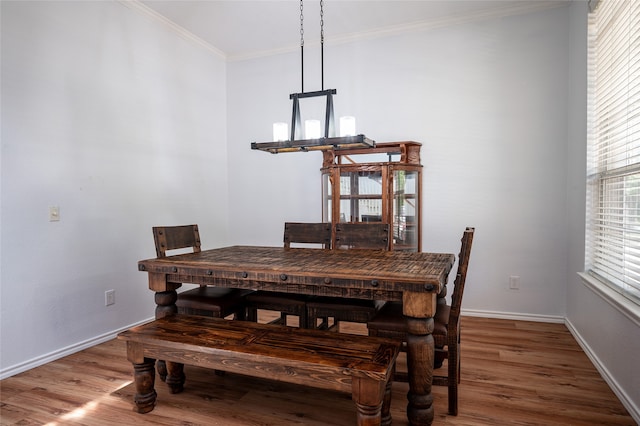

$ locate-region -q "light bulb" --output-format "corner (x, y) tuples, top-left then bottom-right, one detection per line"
(305, 119), (321, 139)
(273, 122), (288, 141)
(339, 116), (356, 137)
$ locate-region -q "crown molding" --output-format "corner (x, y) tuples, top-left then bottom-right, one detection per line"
(227, 1), (569, 62)
(118, 0), (226, 60)
(118, 0), (568, 63)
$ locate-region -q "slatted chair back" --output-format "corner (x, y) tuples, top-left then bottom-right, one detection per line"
(283, 222), (332, 249)
(246, 222), (332, 329)
(307, 221), (390, 331)
(153, 225), (201, 258)
(333, 223), (391, 250)
(448, 227), (475, 330)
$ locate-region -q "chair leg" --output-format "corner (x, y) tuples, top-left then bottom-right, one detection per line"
(298, 311), (308, 329)
(157, 359), (167, 382)
(458, 334), (462, 384)
(307, 310), (316, 329)
(307, 309), (324, 330)
(448, 342), (458, 415)
(234, 308), (246, 321)
(246, 307), (258, 322)
(434, 347), (446, 369)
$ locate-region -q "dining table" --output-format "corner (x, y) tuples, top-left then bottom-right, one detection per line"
(138, 245), (455, 426)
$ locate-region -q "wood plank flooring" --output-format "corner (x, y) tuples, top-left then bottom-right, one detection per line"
(0, 315), (634, 425)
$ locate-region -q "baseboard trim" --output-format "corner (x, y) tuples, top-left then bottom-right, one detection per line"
(564, 318), (640, 424)
(0, 317), (154, 380)
(462, 308), (565, 323)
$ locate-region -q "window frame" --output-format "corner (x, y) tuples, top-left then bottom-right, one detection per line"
(585, 0), (640, 309)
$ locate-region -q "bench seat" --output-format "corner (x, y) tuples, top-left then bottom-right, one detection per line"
(118, 314), (400, 426)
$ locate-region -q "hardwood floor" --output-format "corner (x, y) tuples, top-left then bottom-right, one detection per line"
(0, 315), (634, 425)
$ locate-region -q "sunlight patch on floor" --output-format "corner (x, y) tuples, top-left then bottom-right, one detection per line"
(43, 379), (132, 426)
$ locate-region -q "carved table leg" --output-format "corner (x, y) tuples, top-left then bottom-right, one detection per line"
(154, 290), (177, 381)
(405, 316), (434, 426)
(403, 290), (437, 426)
(133, 358), (157, 413)
(165, 361), (186, 394)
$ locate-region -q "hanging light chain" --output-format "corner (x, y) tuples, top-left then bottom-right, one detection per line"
(298, 0), (328, 93)
(320, 0), (325, 90)
(320, 0), (324, 44)
(300, 0), (304, 92)
(300, 0), (304, 47)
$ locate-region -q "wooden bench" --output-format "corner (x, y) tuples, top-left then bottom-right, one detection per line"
(118, 315), (400, 426)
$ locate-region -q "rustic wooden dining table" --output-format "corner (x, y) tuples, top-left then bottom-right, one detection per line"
(138, 245), (455, 426)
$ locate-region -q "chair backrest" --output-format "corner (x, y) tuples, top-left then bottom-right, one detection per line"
(449, 227), (475, 327)
(333, 223), (391, 250)
(153, 225), (201, 258)
(283, 222), (332, 249)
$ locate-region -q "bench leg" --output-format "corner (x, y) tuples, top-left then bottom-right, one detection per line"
(352, 377), (386, 426)
(246, 307), (258, 322)
(133, 358), (157, 413)
(165, 361), (186, 394)
(381, 370), (394, 426)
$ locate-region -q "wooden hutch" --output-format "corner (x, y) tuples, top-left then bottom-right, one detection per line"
(321, 141), (422, 251)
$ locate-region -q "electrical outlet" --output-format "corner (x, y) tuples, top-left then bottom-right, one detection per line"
(49, 206), (60, 222)
(105, 289), (115, 306)
(509, 275), (520, 290)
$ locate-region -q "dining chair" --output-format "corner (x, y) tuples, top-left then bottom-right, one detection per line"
(152, 224), (252, 381)
(366, 227), (475, 416)
(306, 222), (391, 331)
(245, 222), (332, 328)
(153, 225), (251, 320)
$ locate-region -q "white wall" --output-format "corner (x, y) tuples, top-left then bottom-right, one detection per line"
(0, 1), (229, 376)
(228, 5), (571, 319)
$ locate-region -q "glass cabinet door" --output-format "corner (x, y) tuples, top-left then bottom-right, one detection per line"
(322, 172), (332, 223)
(393, 169), (419, 250)
(340, 170), (383, 223)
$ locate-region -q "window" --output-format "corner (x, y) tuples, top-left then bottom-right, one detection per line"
(586, 0), (640, 304)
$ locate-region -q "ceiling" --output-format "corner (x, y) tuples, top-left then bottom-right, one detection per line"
(139, 0), (570, 61)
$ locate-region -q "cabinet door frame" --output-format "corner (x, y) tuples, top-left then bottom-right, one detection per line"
(321, 142), (423, 252)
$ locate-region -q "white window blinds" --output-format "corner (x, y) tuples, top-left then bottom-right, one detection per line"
(586, 0), (640, 303)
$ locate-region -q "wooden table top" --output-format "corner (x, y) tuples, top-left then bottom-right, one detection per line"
(139, 245), (455, 295)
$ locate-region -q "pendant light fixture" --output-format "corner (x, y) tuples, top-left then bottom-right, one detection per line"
(251, 0), (375, 154)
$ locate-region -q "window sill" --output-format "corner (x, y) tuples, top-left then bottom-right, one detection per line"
(578, 272), (640, 327)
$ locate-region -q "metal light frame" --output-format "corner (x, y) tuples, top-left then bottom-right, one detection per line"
(251, 1), (375, 154)
(251, 89), (374, 153)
